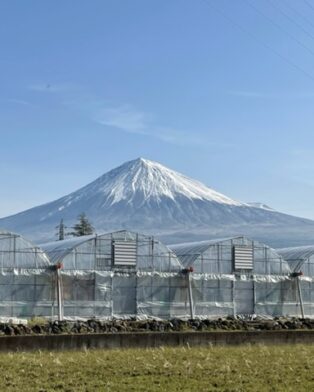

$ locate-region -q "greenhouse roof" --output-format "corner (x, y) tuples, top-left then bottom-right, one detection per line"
(277, 246), (314, 271)
(277, 246), (314, 262)
(276, 245), (314, 271)
(169, 237), (243, 267)
(40, 234), (95, 264)
(39, 230), (178, 268)
(40, 231), (158, 260)
(0, 230), (51, 268)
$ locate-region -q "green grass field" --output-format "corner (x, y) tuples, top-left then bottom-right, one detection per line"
(0, 344), (313, 391)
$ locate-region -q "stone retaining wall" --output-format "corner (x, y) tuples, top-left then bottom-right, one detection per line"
(2, 317), (314, 336)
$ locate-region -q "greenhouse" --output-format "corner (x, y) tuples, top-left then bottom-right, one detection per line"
(169, 237), (300, 318)
(40, 230), (186, 319)
(277, 246), (314, 317)
(0, 229), (311, 320)
(0, 230), (53, 321)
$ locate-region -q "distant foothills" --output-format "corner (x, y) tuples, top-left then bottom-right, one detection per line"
(0, 158), (314, 247)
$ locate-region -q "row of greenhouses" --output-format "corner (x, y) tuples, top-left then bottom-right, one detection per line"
(0, 229), (313, 321)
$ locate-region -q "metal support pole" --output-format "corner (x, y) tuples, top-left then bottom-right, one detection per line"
(187, 272), (194, 319)
(296, 276), (305, 319)
(253, 279), (256, 315)
(232, 280), (236, 317)
(56, 267), (63, 321)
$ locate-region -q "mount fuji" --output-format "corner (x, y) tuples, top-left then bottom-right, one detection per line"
(1, 158), (314, 247)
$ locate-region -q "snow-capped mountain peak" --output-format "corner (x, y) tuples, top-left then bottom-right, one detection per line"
(81, 157), (244, 207)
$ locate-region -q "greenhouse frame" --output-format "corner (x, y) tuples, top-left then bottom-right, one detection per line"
(0, 230), (53, 321)
(169, 237), (302, 318)
(0, 229), (312, 320)
(40, 230), (185, 319)
(277, 246), (314, 317)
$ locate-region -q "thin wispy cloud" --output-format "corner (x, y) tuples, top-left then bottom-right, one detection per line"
(95, 105), (148, 133)
(93, 104), (206, 146)
(45, 90), (226, 147)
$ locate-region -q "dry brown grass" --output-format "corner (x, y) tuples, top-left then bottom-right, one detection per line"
(0, 344), (313, 391)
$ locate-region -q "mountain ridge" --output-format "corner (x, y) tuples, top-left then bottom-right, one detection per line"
(1, 157), (314, 247)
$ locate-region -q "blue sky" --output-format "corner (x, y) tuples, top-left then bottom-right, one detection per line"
(1, 0), (314, 219)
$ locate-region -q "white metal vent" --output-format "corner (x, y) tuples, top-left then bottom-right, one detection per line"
(233, 246), (253, 270)
(113, 240), (137, 266)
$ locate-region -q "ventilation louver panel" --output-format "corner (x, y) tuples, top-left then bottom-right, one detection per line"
(113, 240), (137, 266)
(233, 246), (253, 270)
(96, 256), (111, 269)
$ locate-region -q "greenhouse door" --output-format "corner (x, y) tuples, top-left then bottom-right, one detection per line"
(235, 281), (254, 315)
(112, 275), (137, 316)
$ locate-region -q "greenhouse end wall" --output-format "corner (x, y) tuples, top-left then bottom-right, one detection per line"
(0, 231), (55, 320)
(170, 237), (306, 318)
(41, 231), (189, 320)
(277, 246), (314, 318)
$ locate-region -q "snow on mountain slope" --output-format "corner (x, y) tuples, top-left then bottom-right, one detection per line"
(57, 158), (243, 208)
(1, 157), (314, 247)
(246, 202), (275, 211)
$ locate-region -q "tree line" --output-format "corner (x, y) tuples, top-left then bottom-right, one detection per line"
(56, 213), (94, 240)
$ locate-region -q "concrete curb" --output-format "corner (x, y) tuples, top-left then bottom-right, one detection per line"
(0, 330), (314, 352)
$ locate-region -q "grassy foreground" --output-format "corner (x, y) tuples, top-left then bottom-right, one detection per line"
(0, 344), (313, 391)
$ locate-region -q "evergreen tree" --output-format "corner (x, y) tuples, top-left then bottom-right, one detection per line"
(56, 218), (67, 241)
(71, 213), (94, 237)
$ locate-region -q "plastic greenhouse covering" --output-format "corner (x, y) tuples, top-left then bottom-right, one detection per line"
(169, 237), (305, 318)
(0, 229), (313, 321)
(40, 231), (184, 319)
(277, 246), (314, 317)
(0, 230), (52, 321)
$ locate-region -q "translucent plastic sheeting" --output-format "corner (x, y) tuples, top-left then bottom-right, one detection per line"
(59, 272), (185, 319)
(277, 246), (314, 276)
(0, 231), (50, 269)
(0, 230), (313, 320)
(191, 273), (235, 281)
(0, 268), (309, 320)
(276, 245), (314, 317)
(0, 231), (55, 318)
(137, 274), (190, 318)
(0, 317), (27, 324)
(254, 280), (310, 317)
(252, 275), (292, 283)
(170, 237), (291, 275)
(278, 245), (314, 263)
(41, 230), (182, 272)
(0, 270), (55, 318)
(298, 280), (314, 317)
